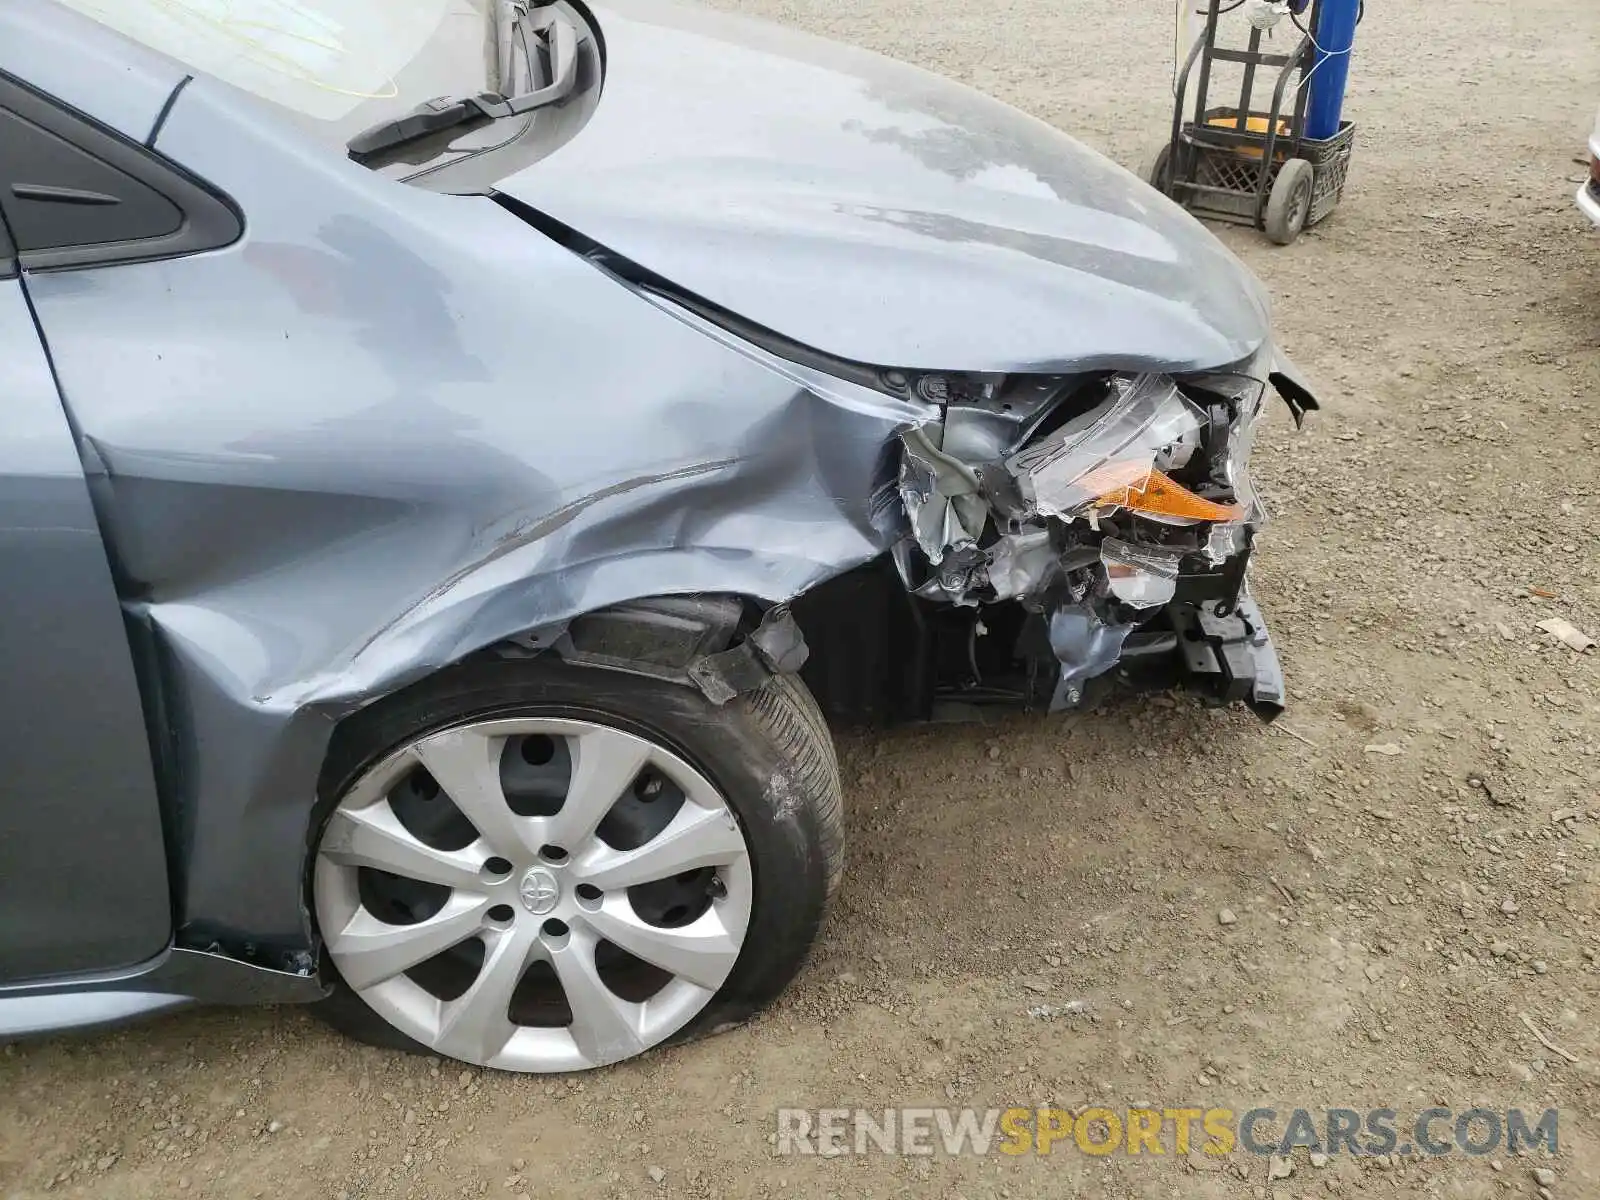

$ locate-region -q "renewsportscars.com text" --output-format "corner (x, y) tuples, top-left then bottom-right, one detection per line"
(775, 1106), (1559, 1158)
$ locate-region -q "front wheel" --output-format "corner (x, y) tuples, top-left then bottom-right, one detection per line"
(308, 657), (842, 1072)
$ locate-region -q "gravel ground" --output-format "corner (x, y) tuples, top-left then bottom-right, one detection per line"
(4, 1), (1600, 1198)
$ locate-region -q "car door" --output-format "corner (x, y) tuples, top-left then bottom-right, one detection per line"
(0, 79), (175, 982)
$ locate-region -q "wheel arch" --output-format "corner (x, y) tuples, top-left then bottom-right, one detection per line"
(315, 589), (797, 804)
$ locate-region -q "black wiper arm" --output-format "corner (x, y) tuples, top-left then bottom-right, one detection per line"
(347, 8), (579, 164)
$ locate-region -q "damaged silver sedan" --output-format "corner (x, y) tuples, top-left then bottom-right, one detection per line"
(0, 0), (1316, 1071)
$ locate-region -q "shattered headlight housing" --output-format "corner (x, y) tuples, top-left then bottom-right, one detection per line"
(898, 369), (1266, 612)
(1006, 372), (1257, 528)
(889, 354), (1305, 715)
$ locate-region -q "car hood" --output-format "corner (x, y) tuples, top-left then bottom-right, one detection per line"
(493, 0), (1270, 375)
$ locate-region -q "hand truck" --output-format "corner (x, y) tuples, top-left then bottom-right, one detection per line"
(1147, 0), (1355, 245)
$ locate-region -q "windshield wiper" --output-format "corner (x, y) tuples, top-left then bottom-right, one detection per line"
(347, 6), (579, 165)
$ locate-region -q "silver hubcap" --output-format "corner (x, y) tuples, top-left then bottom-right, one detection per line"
(313, 717), (754, 1072)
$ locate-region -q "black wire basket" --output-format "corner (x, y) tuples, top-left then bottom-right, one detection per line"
(1179, 110), (1355, 231)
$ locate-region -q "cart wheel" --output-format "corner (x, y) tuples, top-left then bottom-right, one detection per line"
(1264, 158), (1314, 245)
(1141, 141), (1174, 194)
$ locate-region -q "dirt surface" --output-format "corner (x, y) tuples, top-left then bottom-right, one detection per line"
(4, 1), (1599, 1198)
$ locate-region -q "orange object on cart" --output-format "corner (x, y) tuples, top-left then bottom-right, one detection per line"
(1205, 112), (1291, 159)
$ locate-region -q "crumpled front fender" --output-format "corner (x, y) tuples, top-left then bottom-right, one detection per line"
(116, 363), (920, 965)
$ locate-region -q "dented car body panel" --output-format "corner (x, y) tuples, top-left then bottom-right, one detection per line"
(21, 72), (927, 963)
(0, 0), (1313, 1018)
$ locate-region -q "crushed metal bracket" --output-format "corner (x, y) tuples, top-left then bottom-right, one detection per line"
(1046, 604), (1134, 711)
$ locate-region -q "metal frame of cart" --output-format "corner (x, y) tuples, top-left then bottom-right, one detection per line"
(1149, 0), (1355, 245)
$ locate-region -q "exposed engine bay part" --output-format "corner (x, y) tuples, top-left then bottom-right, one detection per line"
(899, 425), (988, 568)
(1100, 538), (1182, 609)
(985, 529), (1058, 603)
(1045, 605), (1133, 710)
(496, 597), (809, 706)
(889, 362), (1305, 717)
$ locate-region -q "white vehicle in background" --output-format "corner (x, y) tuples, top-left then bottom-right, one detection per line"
(1580, 103), (1600, 227)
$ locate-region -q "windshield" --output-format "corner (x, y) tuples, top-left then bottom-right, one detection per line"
(57, 0), (494, 138)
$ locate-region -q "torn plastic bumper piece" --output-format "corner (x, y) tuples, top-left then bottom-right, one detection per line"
(512, 597), (809, 705)
(1267, 350), (1321, 429)
(1169, 593), (1285, 721)
(688, 605), (810, 704)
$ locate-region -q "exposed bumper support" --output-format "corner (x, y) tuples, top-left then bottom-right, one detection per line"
(791, 557), (1289, 725)
(1169, 594), (1284, 720)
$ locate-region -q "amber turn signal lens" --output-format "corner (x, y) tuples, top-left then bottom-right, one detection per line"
(1093, 468), (1245, 522)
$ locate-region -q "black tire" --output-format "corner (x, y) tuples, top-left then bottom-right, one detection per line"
(306, 654), (843, 1063)
(1264, 157), (1314, 245)
(1142, 141), (1174, 194)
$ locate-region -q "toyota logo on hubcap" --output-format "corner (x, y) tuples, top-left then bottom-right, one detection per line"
(518, 867), (561, 916)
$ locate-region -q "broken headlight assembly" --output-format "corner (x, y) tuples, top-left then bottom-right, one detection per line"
(893, 368), (1281, 714)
